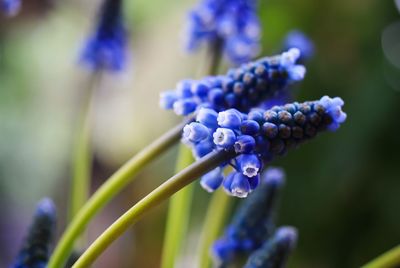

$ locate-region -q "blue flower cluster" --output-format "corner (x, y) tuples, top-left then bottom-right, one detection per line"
(1, 0), (21, 17)
(11, 198), (56, 268)
(213, 168), (285, 263)
(160, 49), (305, 116)
(186, 0), (261, 64)
(283, 30), (315, 62)
(183, 96), (346, 197)
(244, 226), (298, 268)
(80, 0), (127, 72)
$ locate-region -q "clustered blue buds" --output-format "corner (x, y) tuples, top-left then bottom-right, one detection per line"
(244, 226), (298, 268)
(213, 168), (285, 263)
(80, 0), (127, 72)
(283, 30), (315, 62)
(160, 49), (306, 116)
(11, 198), (56, 268)
(184, 96), (346, 197)
(186, 0), (261, 64)
(1, 0), (21, 17)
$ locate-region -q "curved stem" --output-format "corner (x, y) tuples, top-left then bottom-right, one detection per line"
(361, 245), (400, 268)
(161, 38), (223, 268)
(72, 150), (236, 268)
(197, 188), (232, 268)
(48, 120), (187, 268)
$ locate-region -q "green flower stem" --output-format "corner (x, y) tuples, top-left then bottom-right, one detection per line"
(361, 245), (400, 268)
(161, 39), (223, 268)
(197, 188), (233, 268)
(48, 120), (188, 268)
(69, 73), (101, 247)
(161, 145), (194, 268)
(72, 150), (237, 268)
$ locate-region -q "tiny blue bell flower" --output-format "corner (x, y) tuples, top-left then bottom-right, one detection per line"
(213, 128), (237, 149)
(222, 171), (236, 195)
(200, 167), (224, 192)
(11, 198), (57, 268)
(237, 154), (261, 178)
(159, 91), (179, 110)
(1, 0), (21, 17)
(193, 139), (215, 159)
(80, 0), (127, 72)
(173, 99), (198, 116)
(183, 122), (210, 143)
(244, 226), (298, 268)
(196, 107), (219, 129)
(217, 109), (242, 129)
(234, 135), (256, 154)
(230, 172), (251, 198)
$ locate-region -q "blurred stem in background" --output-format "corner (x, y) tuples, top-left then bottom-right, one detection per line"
(362, 245), (400, 268)
(197, 188), (232, 268)
(161, 40), (222, 268)
(68, 72), (101, 248)
(48, 119), (186, 268)
(72, 149), (237, 268)
(160, 145), (194, 268)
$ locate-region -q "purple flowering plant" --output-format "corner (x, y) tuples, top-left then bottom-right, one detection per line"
(5, 0), (399, 268)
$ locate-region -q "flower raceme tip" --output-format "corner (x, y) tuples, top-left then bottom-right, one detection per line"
(184, 96), (346, 197)
(80, 0), (127, 72)
(160, 49), (306, 116)
(283, 30), (315, 62)
(11, 198), (56, 268)
(244, 226), (298, 268)
(1, 0), (21, 17)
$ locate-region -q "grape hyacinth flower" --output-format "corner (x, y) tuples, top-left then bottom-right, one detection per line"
(160, 49), (306, 116)
(283, 30), (315, 62)
(11, 198), (57, 268)
(186, 0), (261, 64)
(184, 96), (346, 197)
(80, 0), (127, 72)
(213, 168), (285, 263)
(244, 226), (298, 268)
(1, 0), (21, 17)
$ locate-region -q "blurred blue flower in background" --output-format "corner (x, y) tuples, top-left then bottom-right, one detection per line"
(1, 0), (21, 17)
(80, 0), (127, 72)
(213, 168), (285, 263)
(283, 30), (315, 62)
(244, 226), (298, 268)
(11, 198), (56, 268)
(185, 0), (261, 64)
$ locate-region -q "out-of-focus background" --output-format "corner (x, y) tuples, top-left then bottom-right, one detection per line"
(0, 0), (399, 267)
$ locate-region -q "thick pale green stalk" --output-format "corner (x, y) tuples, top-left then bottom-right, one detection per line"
(48, 121), (186, 268)
(197, 188), (232, 268)
(161, 39), (222, 268)
(72, 150), (236, 268)
(69, 74), (100, 245)
(362, 245), (400, 268)
(161, 145), (194, 268)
